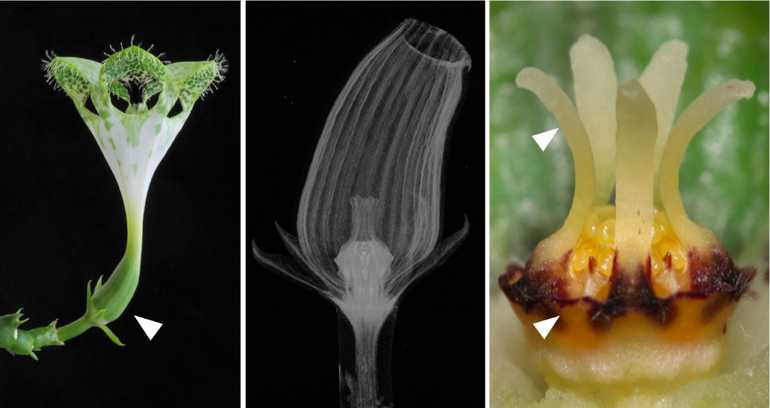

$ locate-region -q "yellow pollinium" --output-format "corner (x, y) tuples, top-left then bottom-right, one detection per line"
(570, 231), (615, 277)
(568, 206), (616, 278)
(651, 211), (688, 276)
(568, 207), (688, 290)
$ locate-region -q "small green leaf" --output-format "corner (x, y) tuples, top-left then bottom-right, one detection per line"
(96, 324), (125, 346)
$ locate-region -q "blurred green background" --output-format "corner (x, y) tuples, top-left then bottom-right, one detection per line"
(490, 1), (769, 281)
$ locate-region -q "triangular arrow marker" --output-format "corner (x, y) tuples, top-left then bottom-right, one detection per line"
(533, 316), (559, 339)
(134, 315), (162, 341)
(532, 128), (559, 151)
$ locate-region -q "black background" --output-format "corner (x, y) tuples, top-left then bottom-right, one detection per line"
(0, 2), (239, 406)
(248, 2), (484, 407)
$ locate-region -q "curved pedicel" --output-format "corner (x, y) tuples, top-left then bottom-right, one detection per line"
(253, 19), (470, 408)
(0, 41), (227, 359)
(499, 35), (756, 398)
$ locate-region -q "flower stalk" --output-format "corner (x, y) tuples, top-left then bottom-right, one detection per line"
(337, 307), (397, 408)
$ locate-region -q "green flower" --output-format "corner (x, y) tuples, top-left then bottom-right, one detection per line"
(24, 41), (228, 351)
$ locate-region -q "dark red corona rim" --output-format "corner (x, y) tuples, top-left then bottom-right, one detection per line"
(499, 246), (755, 330)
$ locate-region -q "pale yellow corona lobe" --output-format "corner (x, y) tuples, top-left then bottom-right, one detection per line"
(515, 68), (595, 260)
(614, 80), (657, 272)
(570, 35), (617, 205)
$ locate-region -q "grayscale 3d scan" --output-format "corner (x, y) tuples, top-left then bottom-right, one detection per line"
(250, 3), (484, 407)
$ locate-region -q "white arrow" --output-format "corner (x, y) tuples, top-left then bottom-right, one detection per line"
(134, 315), (163, 341)
(532, 128), (559, 151)
(533, 316), (559, 339)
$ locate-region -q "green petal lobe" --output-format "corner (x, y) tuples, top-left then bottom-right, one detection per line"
(45, 57), (102, 106)
(167, 54), (227, 111)
(100, 46), (169, 105)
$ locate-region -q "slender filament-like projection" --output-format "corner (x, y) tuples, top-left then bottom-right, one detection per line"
(253, 19), (471, 408)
